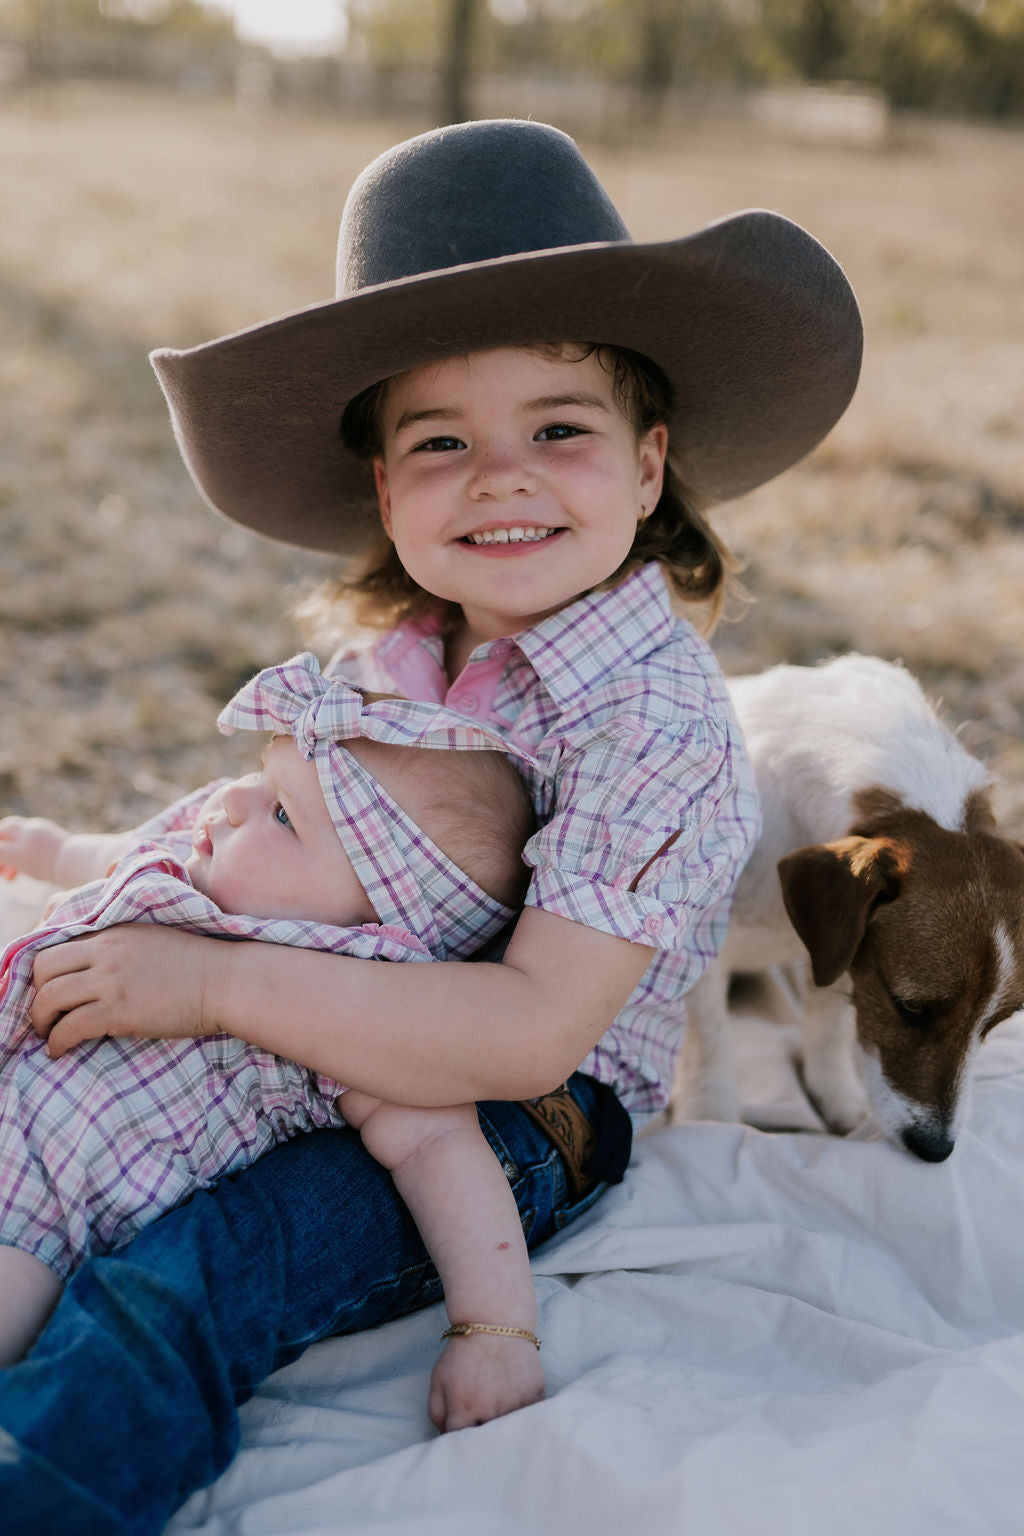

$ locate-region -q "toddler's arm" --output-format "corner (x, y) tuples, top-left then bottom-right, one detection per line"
(0, 817), (132, 887)
(32, 908), (653, 1100)
(340, 1089), (544, 1432)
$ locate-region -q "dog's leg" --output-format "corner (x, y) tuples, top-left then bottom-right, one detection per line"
(669, 956), (742, 1123)
(798, 978), (870, 1136)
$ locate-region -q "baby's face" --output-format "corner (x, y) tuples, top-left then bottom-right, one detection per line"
(185, 735), (375, 926)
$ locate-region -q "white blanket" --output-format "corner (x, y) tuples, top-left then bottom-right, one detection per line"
(166, 1005), (1024, 1536)
(2, 883), (1022, 1534)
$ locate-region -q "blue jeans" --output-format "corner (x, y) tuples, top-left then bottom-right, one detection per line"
(0, 1073), (624, 1536)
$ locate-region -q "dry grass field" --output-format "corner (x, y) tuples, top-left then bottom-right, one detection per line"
(1, 83), (1022, 838)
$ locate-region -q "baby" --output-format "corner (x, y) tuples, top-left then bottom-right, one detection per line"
(0, 653), (545, 1430)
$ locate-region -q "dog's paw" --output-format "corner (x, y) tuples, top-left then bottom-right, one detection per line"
(670, 1080), (743, 1125)
(798, 1056), (870, 1137)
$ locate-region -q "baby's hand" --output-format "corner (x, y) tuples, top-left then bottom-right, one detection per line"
(0, 817), (69, 884)
(428, 1333), (545, 1433)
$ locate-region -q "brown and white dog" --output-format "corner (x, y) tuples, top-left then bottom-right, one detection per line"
(674, 655), (1024, 1161)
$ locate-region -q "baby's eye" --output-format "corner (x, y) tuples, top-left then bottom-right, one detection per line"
(413, 435), (464, 453)
(535, 423), (586, 441)
(273, 803), (292, 831)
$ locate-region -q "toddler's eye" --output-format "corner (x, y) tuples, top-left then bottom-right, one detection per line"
(536, 423), (585, 441)
(413, 435), (464, 453)
(273, 803), (292, 830)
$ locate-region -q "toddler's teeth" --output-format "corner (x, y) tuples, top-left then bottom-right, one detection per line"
(467, 526), (554, 544)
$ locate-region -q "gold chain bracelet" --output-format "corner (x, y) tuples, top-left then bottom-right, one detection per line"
(441, 1322), (541, 1350)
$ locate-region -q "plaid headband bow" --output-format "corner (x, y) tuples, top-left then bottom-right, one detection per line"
(218, 653), (538, 959)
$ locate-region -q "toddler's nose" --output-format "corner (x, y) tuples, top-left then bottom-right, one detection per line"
(470, 445), (535, 500)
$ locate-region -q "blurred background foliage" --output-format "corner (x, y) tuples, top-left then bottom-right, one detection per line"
(1, 1), (1024, 119)
(353, 0), (1024, 118)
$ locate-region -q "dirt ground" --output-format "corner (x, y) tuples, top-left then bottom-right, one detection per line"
(1, 84), (1022, 836)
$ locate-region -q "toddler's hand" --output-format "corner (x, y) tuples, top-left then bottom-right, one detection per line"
(428, 1333), (545, 1433)
(0, 817), (69, 884)
(30, 925), (211, 1057)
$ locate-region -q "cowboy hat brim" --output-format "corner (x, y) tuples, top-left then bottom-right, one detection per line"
(151, 209), (862, 556)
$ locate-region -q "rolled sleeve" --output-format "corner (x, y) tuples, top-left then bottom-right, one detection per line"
(523, 714), (760, 951)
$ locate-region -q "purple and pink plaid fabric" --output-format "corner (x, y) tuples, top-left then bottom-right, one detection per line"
(0, 846), (431, 1278)
(330, 562), (762, 1120)
(218, 656), (536, 960)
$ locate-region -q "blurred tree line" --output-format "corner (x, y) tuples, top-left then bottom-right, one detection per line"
(2, 0), (233, 72)
(356, 0), (1024, 119)
(4, 0), (232, 41)
(2, 0), (1022, 117)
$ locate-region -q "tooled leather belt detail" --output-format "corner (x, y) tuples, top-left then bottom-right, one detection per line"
(517, 1086), (598, 1202)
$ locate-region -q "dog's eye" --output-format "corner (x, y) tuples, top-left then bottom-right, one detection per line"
(891, 995), (930, 1027)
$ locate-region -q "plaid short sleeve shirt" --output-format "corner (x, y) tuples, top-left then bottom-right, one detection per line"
(0, 846), (432, 1277)
(329, 562), (761, 1120)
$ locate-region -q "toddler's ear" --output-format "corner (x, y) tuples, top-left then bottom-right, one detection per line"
(373, 457), (393, 537)
(638, 423), (668, 504)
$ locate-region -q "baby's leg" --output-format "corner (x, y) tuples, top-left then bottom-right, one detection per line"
(340, 1091), (544, 1431)
(0, 1247), (63, 1365)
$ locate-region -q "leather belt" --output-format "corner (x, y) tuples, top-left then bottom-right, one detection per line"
(517, 1086), (598, 1202)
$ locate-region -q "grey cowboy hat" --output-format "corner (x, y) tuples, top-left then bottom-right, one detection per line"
(151, 118), (862, 556)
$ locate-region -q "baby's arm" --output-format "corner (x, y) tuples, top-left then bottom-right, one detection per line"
(1, 782), (222, 890)
(0, 817), (132, 887)
(340, 1089), (544, 1432)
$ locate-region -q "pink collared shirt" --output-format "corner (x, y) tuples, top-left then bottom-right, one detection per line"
(329, 563), (761, 1120)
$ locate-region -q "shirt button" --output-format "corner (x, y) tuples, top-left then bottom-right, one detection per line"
(454, 692), (479, 714)
(643, 913), (664, 938)
(491, 639), (512, 660)
(502, 1159), (519, 1182)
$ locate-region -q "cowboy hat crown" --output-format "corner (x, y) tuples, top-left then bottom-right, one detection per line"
(336, 119), (630, 293)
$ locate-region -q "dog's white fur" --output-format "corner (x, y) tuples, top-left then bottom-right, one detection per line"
(673, 655), (1024, 1160)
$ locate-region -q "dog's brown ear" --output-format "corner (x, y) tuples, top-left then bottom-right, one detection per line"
(777, 836), (900, 987)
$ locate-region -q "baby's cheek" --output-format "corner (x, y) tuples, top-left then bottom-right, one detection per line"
(209, 850), (274, 919)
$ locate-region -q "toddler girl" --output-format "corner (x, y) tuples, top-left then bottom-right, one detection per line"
(0, 117), (861, 1534)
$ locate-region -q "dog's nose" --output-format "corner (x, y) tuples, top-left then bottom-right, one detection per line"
(901, 1126), (955, 1163)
